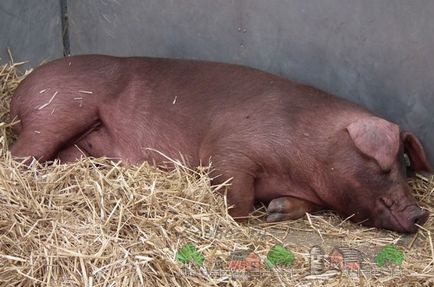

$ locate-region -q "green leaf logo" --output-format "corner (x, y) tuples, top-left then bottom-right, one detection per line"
(374, 244), (404, 267)
(265, 244), (294, 268)
(176, 243), (204, 266)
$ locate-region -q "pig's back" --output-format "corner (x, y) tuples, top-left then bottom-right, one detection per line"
(11, 55), (370, 165)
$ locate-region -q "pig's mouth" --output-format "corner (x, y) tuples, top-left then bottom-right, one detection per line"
(352, 201), (429, 233)
(376, 200), (429, 233)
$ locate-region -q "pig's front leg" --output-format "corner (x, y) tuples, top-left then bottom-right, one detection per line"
(212, 170), (256, 220)
(207, 151), (257, 220)
(266, 196), (320, 222)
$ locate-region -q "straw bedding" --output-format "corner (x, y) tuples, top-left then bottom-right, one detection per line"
(0, 59), (433, 287)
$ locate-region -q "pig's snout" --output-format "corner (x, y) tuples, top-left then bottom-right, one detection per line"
(406, 206), (428, 229)
(398, 205), (429, 233)
(377, 195), (429, 233)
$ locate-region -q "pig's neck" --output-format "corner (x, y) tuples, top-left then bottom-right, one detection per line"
(283, 110), (373, 208)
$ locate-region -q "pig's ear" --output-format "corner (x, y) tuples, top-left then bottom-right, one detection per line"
(401, 131), (432, 172)
(346, 117), (400, 171)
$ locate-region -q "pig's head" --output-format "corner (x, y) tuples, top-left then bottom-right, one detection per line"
(326, 116), (431, 233)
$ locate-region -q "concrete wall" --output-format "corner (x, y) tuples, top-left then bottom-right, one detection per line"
(68, 0), (434, 163)
(0, 0), (63, 68)
(2, 0), (434, 162)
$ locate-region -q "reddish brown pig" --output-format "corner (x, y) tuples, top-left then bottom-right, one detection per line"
(10, 55), (431, 233)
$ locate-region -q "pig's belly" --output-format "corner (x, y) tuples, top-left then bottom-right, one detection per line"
(57, 124), (200, 166)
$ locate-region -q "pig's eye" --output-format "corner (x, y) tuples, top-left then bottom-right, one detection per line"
(382, 167), (392, 175)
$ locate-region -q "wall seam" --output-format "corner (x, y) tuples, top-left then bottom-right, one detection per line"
(60, 0), (70, 56)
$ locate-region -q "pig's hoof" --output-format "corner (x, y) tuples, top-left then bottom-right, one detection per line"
(267, 212), (294, 222)
(266, 210), (305, 222)
(266, 197), (311, 222)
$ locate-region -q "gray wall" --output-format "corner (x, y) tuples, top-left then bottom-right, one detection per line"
(2, 1), (434, 163)
(0, 0), (63, 68)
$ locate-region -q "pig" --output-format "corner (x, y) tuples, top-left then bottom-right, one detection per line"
(9, 55), (431, 233)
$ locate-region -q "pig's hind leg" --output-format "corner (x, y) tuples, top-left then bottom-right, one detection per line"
(266, 197), (320, 222)
(10, 103), (99, 164)
(11, 131), (57, 163)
